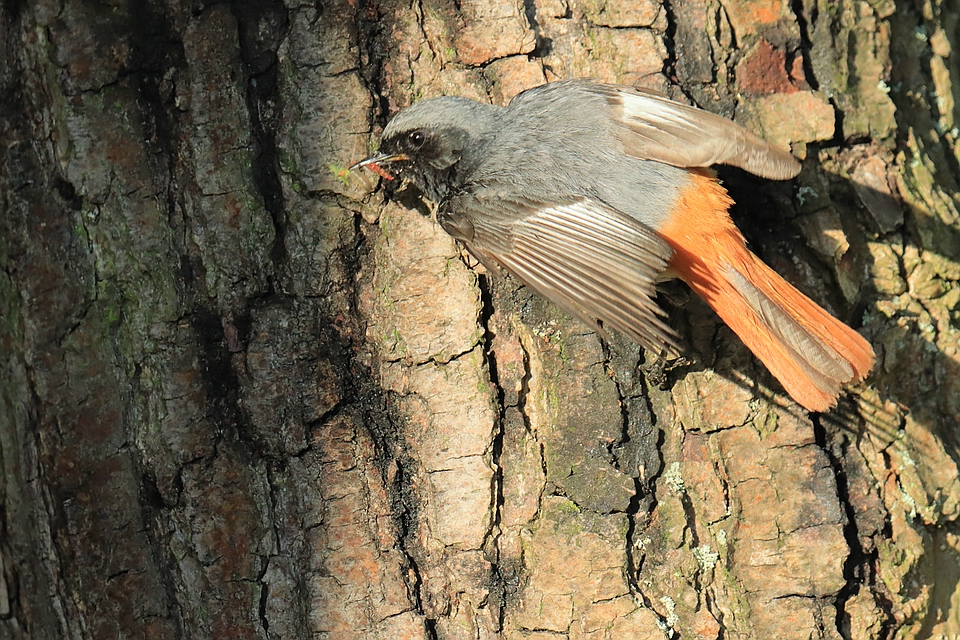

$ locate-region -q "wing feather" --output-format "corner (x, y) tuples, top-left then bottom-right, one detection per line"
(593, 84), (802, 180)
(445, 198), (679, 353)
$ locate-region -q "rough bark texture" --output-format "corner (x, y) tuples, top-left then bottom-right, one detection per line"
(1, 0), (959, 639)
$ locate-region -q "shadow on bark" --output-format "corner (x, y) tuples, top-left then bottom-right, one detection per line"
(2, 0), (960, 639)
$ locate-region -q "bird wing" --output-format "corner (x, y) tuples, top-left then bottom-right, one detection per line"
(592, 83), (802, 180)
(440, 194), (679, 353)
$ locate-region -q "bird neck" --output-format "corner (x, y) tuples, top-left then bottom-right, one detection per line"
(418, 130), (494, 204)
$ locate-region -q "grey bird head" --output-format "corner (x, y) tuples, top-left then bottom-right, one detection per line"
(351, 96), (499, 202)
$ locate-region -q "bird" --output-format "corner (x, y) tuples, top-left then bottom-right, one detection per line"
(351, 79), (875, 412)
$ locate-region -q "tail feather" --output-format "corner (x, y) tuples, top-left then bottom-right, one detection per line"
(660, 172), (875, 412)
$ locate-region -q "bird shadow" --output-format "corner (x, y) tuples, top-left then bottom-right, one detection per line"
(717, 160), (960, 452)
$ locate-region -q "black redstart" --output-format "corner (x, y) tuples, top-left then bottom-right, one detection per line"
(352, 79), (874, 412)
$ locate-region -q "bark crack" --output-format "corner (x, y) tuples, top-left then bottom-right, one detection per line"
(229, 0), (290, 287)
(813, 413), (893, 640)
(476, 272), (507, 632)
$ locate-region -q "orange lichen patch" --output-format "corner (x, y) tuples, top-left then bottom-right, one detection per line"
(722, 0), (789, 36)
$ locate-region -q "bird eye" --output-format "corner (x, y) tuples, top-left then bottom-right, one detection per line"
(408, 130), (426, 148)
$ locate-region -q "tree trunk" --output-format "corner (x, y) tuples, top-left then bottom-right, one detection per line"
(1, 0), (958, 639)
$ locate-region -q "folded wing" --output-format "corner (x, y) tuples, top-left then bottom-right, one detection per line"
(592, 83), (802, 180)
(440, 196), (679, 353)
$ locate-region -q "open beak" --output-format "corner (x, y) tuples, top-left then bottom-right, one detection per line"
(349, 152), (409, 181)
(349, 152), (409, 172)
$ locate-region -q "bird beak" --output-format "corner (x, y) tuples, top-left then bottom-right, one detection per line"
(349, 152), (409, 171)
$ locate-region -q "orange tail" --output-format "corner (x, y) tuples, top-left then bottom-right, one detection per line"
(660, 171), (875, 412)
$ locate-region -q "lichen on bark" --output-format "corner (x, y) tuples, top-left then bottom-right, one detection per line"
(1, 0), (959, 639)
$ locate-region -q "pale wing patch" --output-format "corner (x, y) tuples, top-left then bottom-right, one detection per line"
(600, 84), (802, 181)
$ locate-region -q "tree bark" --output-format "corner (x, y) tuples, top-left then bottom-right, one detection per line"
(1, 0), (959, 639)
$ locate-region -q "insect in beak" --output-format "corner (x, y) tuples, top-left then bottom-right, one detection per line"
(349, 152), (410, 180)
